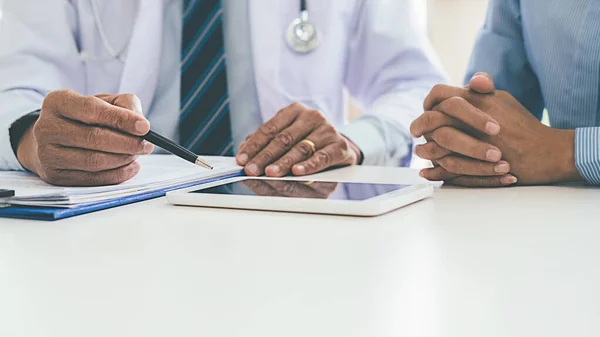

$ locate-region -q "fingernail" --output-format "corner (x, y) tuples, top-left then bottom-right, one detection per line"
(143, 141), (154, 153)
(485, 122), (501, 135)
(135, 120), (150, 134)
(502, 175), (518, 185)
(267, 165), (280, 175)
(238, 153), (249, 165)
(247, 164), (259, 175)
(419, 170), (425, 178)
(295, 165), (306, 175)
(486, 149), (502, 162)
(494, 162), (510, 173)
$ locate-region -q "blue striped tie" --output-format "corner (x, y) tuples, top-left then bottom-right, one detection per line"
(179, 0), (233, 156)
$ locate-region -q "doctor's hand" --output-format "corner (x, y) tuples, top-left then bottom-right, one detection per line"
(16, 91), (154, 186)
(236, 102), (363, 177)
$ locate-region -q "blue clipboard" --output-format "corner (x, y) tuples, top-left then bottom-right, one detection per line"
(0, 172), (243, 221)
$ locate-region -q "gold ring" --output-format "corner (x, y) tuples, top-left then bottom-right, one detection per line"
(300, 139), (316, 154)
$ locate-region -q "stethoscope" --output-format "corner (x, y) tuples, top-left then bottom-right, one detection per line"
(85, 0), (320, 63)
(286, 0), (321, 54)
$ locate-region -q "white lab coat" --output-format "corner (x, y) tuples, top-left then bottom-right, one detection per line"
(0, 0), (447, 170)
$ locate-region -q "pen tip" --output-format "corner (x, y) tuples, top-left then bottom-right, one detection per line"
(194, 157), (214, 170)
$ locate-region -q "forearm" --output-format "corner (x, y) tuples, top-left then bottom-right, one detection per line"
(340, 90), (427, 167)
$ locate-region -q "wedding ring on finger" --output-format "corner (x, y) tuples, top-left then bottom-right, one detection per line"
(300, 139), (317, 154)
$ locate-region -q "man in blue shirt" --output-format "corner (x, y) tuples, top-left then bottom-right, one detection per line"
(410, 0), (600, 186)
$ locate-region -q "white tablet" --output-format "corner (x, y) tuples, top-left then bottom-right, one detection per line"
(166, 177), (434, 217)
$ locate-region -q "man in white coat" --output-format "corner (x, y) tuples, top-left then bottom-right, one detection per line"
(0, 0), (446, 186)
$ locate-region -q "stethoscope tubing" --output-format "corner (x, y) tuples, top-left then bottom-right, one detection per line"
(89, 0), (320, 62)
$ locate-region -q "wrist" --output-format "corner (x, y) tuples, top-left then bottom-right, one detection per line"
(16, 125), (41, 174)
(550, 129), (584, 182)
(345, 136), (364, 165)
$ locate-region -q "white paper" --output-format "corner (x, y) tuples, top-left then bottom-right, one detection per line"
(0, 155), (242, 208)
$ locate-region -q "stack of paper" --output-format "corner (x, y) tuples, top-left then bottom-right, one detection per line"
(0, 155), (243, 208)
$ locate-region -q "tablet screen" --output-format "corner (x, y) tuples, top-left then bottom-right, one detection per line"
(191, 179), (409, 201)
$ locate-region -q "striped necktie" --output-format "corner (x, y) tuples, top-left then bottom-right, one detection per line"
(179, 0), (233, 156)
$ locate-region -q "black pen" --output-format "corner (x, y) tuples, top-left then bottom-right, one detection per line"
(142, 130), (213, 170)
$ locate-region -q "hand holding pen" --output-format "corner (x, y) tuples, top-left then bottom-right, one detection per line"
(15, 92), (211, 187)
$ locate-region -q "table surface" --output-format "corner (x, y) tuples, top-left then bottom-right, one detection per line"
(1, 166), (599, 337)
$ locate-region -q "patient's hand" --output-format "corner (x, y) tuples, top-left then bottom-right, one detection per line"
(410, 74), (582, 186)
(236, 102), (362, 177)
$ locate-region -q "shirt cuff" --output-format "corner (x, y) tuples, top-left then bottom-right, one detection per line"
(9, 111), (41, 156)
(575, 127), (600, 185)
(339, 118), (411, 167)
(0, 90), (45, 171)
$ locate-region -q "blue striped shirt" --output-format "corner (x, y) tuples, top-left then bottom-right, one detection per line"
(465, 0), (600, 184)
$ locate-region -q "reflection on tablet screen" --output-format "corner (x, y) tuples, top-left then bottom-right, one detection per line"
(192, 179), (409, 201)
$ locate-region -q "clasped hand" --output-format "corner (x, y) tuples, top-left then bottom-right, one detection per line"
(410, 73), (581, 187)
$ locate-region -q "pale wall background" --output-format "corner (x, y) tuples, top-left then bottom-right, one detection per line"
(349, 0), (490, 118)
(428, 0), (489, 85)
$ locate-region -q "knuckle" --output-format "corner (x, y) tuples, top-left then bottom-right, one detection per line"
(443, 96), (466, 110)
(432, 127), (455, 148)
(42, 90), (67, 114)
(419, 111), (434, 126)
(259, 121), (279, 137)
(274, 131), (295, 148)
(258, 150), (274, 164)
(121, 93), (136, 102)
(289, 102), (304, 110)
(337, 139), (349, 152)
(310, 109), (326, 121)
(430, 84), (444, 95)
(430, 84), (449, 98)
(321, 123), (336, 134)
(86, 152), (105, 171)
(438, 156), (459, 173)
(431, 144), (448, 158)
(127, 139), (144, 154)
(244, 141), (261, 155)
(416, 143), (433, 158)
(86, 127), (103, 148)
(82, 96), (99, 116)
(278, 156), (294, 169)
(315, 150), (332, 167)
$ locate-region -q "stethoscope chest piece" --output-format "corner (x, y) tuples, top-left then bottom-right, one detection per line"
(286, 11), (320, 54)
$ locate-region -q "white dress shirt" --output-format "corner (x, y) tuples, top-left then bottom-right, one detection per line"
(0, 0), (448, 170)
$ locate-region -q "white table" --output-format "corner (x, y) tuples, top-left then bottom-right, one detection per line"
(1, 166), (599, 337)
